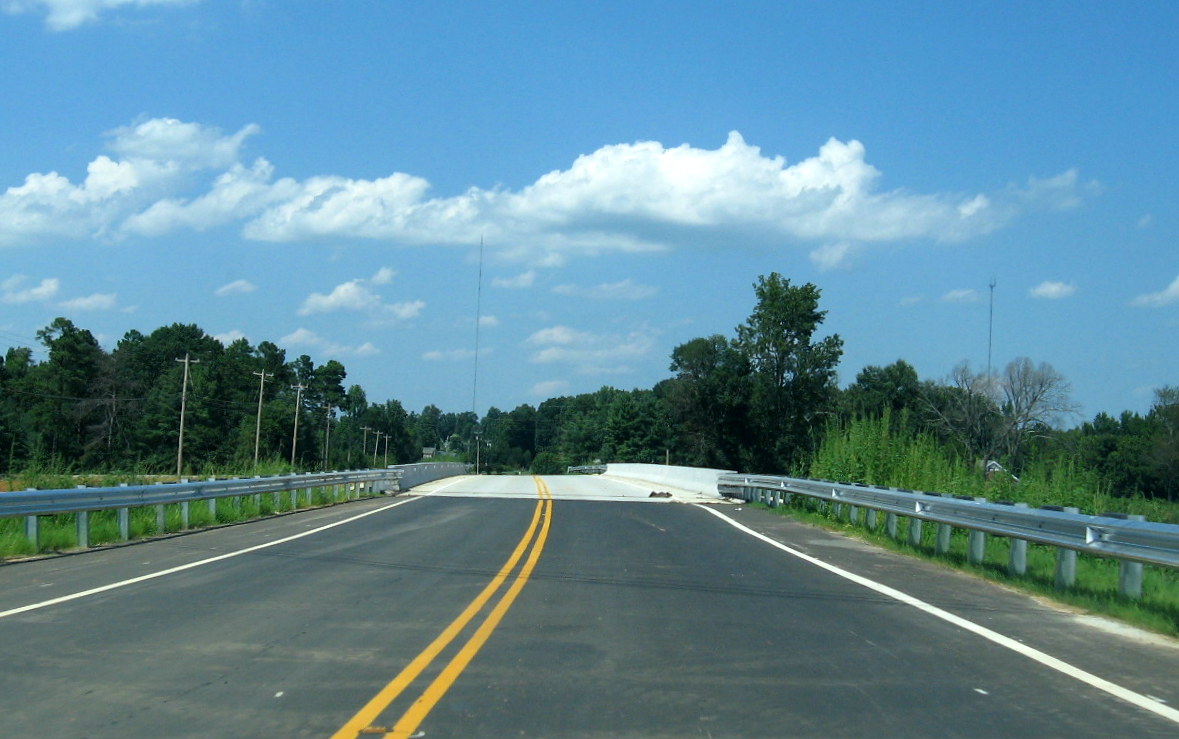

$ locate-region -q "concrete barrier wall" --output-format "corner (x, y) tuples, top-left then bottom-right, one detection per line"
(394, 462), (468, 490)
(603, 464), (734, 497)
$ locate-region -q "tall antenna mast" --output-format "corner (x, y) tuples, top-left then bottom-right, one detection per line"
(987, 277), (997, 375)
(472, 234), (484, 417)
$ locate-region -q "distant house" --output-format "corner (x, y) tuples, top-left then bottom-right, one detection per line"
(984, 460), (1019, 483)
(422, 447), (437, 460)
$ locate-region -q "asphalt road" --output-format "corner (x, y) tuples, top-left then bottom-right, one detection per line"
(2, 474), (1178, 738)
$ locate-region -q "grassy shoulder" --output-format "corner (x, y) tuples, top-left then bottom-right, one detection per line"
(752, 498), (1179, 638)
(0, 463), (365, 558)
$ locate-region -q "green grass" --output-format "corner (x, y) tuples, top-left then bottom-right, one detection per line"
(0, 478), (371, 559)
(810, 414), (1179, 522)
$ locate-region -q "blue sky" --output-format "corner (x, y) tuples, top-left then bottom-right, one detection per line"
(2, 1), (1176, 422)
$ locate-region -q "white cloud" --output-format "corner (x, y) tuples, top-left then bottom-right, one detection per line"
(1029, 280), (1077, 299)
(492, 270), (537, 289)
(298, 270), (422, 322)
(214, 329), (248, 345)
(1, 275), (60, 303)
(5, 0), (200, 31)
(383, 300), (426, 321)
(423, 348), (477, 361)
(941, 289), (980, 303)
(530, 379), (570, 397)
(1137, 213), (1154, 229)
(809, 242), (856, 271)
(0, 119), (1090, 264)
(900, 295), (923, 306)
(298, 279), (379, 315)
(280, 327), (381, 357)
(1131, 275), (1179, 308)
(526, 324), (655, 373)
(59, 292), (117, 311)
(527, 325), (589, 346)
(370, 266), (397, 285)
(214, 279), (256, 297)
(552, 278), (658, 300)
(479, 315), (500, 327)
(1, 118), (260, 245)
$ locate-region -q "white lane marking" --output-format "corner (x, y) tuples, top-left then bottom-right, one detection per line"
(695, 504), (1179, 726)
(0, 497), (424, 620)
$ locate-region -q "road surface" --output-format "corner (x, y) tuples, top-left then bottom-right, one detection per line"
(1, 473), (1177, 737)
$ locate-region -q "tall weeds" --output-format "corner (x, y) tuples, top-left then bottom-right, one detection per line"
(809, 414), (1178, 524)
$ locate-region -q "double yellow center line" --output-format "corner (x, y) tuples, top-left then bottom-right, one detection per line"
(332, 476), (554, 738)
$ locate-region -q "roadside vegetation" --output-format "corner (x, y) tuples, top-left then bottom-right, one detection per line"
(3, 273), (1177, 632)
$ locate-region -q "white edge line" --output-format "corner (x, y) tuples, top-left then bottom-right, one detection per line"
(694, 504), (1179, 725)
(1, 496), (424, 620)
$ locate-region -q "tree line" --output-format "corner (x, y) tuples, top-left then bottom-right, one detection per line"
(2, 274), (1176, 501)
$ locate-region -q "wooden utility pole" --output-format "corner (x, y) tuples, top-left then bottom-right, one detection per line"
(323, 404), (333, 470)
(290, 384), (306, 466)
(175, 353), (200, 477)
(253, 370), (273, 472)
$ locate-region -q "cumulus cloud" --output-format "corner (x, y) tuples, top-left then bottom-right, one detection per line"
(5, 0), (199, 31)
(1, 275), (60, 303)
(492, 270), (537, 289)
(1, 118), (259, 245)
(530, 379), (570, 397)
(298, 269), (424, 324)
(370, 266), (397, 285)
(214, 279), (256, 297)
(1131, 275), (1179, 308)
(1029, 280), (1077, 299)
(59, 292), (117, 311)
(941, 289), (980, 303)
(809, 242), (856, 271)
(2, 118), (1092, 265)
(280, 327), (381, 357)
(383, 300), (426, 321)
(213, 329), (247, 345)
(298, 279), (380, 315)
(526, 324), (655, 373)
(423, 348), (479, 361)
(552, 278), (657, 300)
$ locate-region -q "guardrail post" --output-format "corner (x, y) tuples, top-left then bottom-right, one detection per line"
(24, 490), (39, 551)
(907, 517), (922, 548)
(885, 512), (898, 539)
(966, 497), (986, 565)
(865, 507), (878, 531)
(76, 511), (89, 548)
(848, 505), (860, 525)
(935, 523), (952, 555)
(117, 484), (130, 541)
(154, 481), (166, 534)
(207, 476), (218, 520)
(1008, 503), (1028, 576)
(1117, 514), (1146, 600)
(1052, 506), (1079, 589)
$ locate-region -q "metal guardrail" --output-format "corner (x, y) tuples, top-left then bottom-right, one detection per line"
(719, 473), (1179, 598)
(0, 470), (391, 518)
(566, 465), (606, 474)
(1, 463), (468, 553)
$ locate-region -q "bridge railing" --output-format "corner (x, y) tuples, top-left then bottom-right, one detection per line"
(1, 463), (468, 553)
(718, 472), (1179, 599)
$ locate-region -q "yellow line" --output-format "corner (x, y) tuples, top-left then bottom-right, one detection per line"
(332, 477), (553, 739)
(386, 477), (552, 738)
